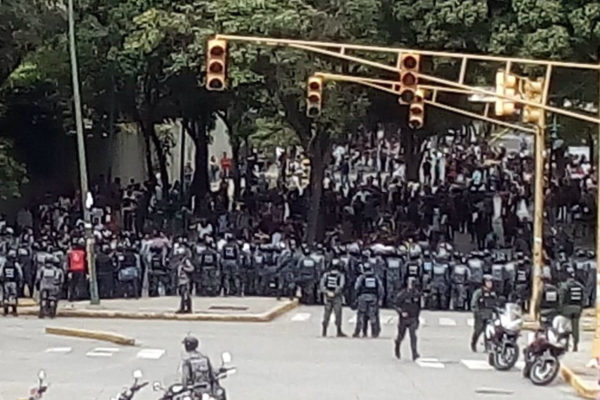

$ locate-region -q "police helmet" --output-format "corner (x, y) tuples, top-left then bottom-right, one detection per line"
(47, 255), (61, 267)
(483, 274), (493, 282)
(409, 247), (422, 260)
(183, 335), (199, 352)
(4, 227), (14, 236)
(7, 249), (17, 259)
(576, 249), (587, 258)
(494, 252), (506, 262)
(565, 266), (576, 278)
(587, 250), (596, 259)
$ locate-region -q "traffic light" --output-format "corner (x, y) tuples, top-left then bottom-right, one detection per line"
(522, 77), (544, 125)
(399, 53), (420, 104)
(408, 88), (425, 129)
(494, 69), (517, 116)
(306, 76), (323, 118)
(206, 38), (227, 91)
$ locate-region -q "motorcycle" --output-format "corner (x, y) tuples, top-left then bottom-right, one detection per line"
(153, 352), (237, 400)
(19, 370), (48, 400)
(523, 315), (571, 386)
(111, 370), (148, 400)
(485, 303), (522, 371)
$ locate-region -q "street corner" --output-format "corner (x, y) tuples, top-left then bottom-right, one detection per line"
(561, 364), (600, 399)
(45, 326), (136, 346)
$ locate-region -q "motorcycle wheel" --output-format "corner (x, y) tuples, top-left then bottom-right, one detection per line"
(494, 342), (519, 371)
(528, 355), (560, 386)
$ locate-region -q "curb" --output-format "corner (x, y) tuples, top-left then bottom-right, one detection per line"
(45, 326), (136, 346)
(23, 299), (299, 322)
(561, 364), (599, 399)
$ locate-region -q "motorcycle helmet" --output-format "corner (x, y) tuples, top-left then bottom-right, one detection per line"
(183, 335), (200, 352)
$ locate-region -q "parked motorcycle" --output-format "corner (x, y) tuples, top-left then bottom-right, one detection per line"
(485, 303), (523, 371)
(19, 370), (48, 400)
(523, 315), (571, 386)
(153, 352), (237, 400)
(111, 370), (148, 400)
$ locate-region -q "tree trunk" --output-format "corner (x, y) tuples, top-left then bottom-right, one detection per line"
(141, 124), (155, 181)
(231, 140), (241, 202)
(189, 118), (210, 205)
(305, 130), (331, 244)
(147, 122), (170, 199)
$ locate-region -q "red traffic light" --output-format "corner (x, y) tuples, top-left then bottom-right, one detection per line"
(401, 72), (417, 87)
(209, 61), (224, 74)
(210, 46), (225, 58)
(309, 81), (321, 91)
(308, 94), (321, 103)
(402, 55), (418, 70)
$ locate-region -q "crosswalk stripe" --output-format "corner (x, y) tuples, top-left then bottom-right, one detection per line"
(419, 317), (426, 326)
(92, 347), (120, 353)
(349, 315), (357, 324)
(86, 351), (114, 358)
(384, 316), (396, 325)
(137, 349), (166, 360)
(515, 361), (525, 371)
(439, 317), (457, 326)
(467, 318), (474, 327)
(291, 312), (311, 322)
(417, 358), (445, 369)
(461, 359), (493, 370)
(45, 347), (72, 353)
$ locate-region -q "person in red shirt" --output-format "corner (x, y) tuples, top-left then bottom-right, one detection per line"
(220, 152), (232, 178)
(67, 239), (87, 301)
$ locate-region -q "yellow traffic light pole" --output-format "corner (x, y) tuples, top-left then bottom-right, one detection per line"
(211, 33), (600, 355)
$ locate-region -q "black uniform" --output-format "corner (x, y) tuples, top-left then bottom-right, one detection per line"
(394, 286), (422, 360)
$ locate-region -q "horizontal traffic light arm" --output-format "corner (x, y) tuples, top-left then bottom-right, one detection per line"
(314, 72), (536, 134)
(215, 34), (600, 71)
(216, 34), (599, 126)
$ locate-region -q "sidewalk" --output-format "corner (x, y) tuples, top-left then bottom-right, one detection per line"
(561, 329), (600, 399)
(18, 296), (298, 322)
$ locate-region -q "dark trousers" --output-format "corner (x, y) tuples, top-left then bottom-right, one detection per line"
(395, 316), (419, 358)
(178, 284), (192, 313)
(68, 271), (86, 301)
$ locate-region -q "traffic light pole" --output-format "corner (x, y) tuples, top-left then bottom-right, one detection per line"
(594, 63), (600, 358)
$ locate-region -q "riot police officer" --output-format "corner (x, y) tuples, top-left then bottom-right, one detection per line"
(451, 254), (470, 310)
(539, 271), (560, 326)
(512, 253), (531, 310)
(197, 240), (221, 296)
(429, 251), (450, 310)
(296, 245), (319, 304)
(176, 246), (195, 314)
(470, 275), (497, 352)
(384, 248), (403, 308)
(319, 259), (346, 337)
(221, 234), (241, 296)
(36, 255), (64, 318)
(491, 253), (507, 297)
(0, 249), (23, 316)
(353, 264), (384, 338)
(181, 335), (216, 396)
(17, 245), (34, 297)
(394, 277), (422, 361)
(277, 240), (299, 300)
(96, 244), (116, 299)
(116, 245), (141, 298)
(559, 267), (585, 351)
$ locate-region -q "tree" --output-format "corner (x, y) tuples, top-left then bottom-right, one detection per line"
(0, 138), (27, 200)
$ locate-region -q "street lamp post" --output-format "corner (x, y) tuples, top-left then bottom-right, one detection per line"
(68, 0), (99, 305)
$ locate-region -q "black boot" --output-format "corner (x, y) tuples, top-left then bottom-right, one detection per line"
(322, 325), (327, 337)
(336, 327), (346, 337)
(394, 340), (401, 359)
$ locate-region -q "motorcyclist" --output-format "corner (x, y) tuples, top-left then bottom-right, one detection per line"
(36, 255), (64, 318)
(181, 335), (216, 396)
(0, 249), (23, 316)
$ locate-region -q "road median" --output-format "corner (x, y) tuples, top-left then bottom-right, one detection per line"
(560, 364), (599, 399)
(45, 326), (136, 346)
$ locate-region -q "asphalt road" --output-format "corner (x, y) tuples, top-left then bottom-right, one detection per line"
(0, 306), (580, 400)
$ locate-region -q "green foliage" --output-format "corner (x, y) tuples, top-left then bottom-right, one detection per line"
(0, 138), (27, 200)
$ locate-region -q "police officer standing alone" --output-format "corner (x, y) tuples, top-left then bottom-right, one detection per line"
(559, 267), (585, 351)
(353, 265), (384, 338)
(319, 259), (346, 337)
(221, 234), (241, 296)
(176, 246), (195, 314)
(470, 275), (497, 352)
(394, 277), (422, 361)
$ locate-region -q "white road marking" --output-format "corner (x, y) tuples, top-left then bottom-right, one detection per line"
(417, 358), (445, 369)
(439, 317), (457, 326)
(527, 332), (535, 345)
(291, 312), (311, 322)
(137, 349), (166, 360)
(461, 359), (494, 370)
(349, 315), (357, 324)
(384, 315), (396, 325)
(45, 347), (72, 353)
(92, 347), (120, 353)
(419, 317), (426, 326)
(467, 318), (474, 327)
(86, 351), (114, 358)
